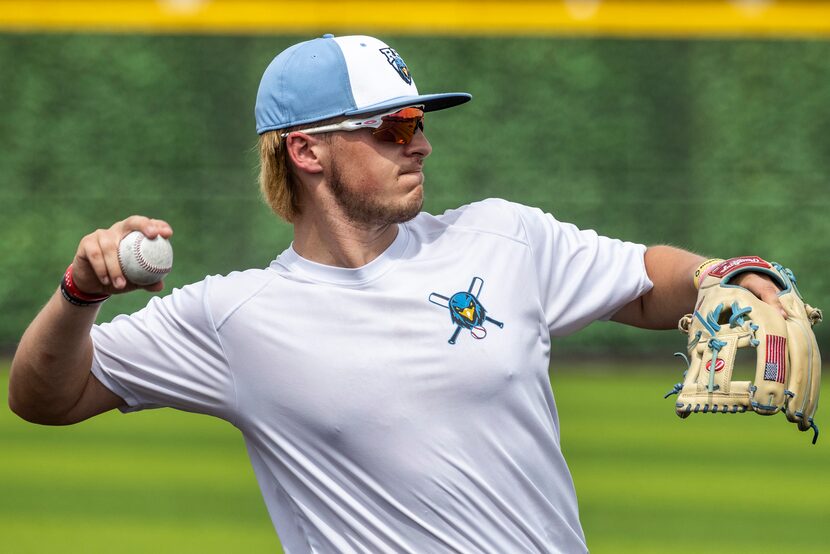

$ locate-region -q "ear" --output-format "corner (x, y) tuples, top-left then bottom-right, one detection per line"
(283, 133), (326, 175)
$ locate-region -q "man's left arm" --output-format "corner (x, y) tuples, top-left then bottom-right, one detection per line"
(610, 245), (786, 330)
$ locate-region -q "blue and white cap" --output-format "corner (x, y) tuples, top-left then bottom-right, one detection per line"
(255, 34), (472, 134)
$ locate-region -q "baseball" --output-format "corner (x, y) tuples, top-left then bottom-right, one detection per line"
(118, 231), (174, 286)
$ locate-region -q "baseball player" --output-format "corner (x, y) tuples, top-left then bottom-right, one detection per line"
(9, 34), (784, 553)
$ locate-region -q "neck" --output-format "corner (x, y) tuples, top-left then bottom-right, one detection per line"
(292, 207), (399, 268)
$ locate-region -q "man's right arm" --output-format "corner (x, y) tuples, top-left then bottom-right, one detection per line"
(9, 290), (123, 424)
(8, 216), (173, 425)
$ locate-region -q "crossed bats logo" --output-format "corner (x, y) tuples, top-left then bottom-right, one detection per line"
(429, 276), (504, 345)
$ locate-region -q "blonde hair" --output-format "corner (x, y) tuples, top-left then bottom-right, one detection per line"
(258, 117), (342, 223)
(258, 131), (300, 222)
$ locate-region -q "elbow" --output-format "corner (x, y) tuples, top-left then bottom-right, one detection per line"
(7, 387), (44, 425)
(8, 395), (73, 426)
(7, 357), (31, 421)
(7, 388), (24, 421)
(8, 398), (40, 425)
(7, 386), (53, 425)
(7, 358), (72, 426)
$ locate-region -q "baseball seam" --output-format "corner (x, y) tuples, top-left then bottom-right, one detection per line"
(133, 236), (172, 274)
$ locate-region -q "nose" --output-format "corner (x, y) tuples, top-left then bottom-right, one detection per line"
(405, 128), (432, 159)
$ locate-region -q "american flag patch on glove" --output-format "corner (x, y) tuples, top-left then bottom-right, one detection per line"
(764, 335), (787, 383)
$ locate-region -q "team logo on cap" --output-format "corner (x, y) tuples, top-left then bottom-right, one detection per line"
(379, 47), (412, 85)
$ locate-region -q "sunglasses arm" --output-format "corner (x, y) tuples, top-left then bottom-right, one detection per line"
(280, 121), (366, 138)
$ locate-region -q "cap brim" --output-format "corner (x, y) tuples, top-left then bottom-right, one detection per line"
(344, 92), (472, 116)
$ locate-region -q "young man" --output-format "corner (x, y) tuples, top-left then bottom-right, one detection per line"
(10, 35), (782, 553)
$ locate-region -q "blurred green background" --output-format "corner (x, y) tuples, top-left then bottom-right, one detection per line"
(2, 9), (830, 554)
(1, 33), (829, 356)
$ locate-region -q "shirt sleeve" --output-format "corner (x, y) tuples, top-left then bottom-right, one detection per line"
(513, 203), (654, 336)
(89, 277), (236, 421)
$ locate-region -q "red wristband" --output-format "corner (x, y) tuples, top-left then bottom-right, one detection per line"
(60, 265), (110, 306)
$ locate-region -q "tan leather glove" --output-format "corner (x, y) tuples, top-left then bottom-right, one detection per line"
(666, 257), (822, 443)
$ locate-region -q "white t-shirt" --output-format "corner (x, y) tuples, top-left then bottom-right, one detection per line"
(91, 199), (652, 554)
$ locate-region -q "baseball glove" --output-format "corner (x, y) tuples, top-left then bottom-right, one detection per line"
(666, 257), (823, 443)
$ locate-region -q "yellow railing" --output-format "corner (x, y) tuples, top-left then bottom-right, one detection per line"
(1, 1), (830, 37)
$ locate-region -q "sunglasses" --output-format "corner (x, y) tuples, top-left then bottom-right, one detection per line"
(281, 106), (425, 145)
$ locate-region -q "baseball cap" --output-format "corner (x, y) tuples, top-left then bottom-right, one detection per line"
(255, 34), (471, 134)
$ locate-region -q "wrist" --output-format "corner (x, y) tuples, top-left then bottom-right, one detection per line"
(60, 265), (110, 307)
(693, 258), (724, 289)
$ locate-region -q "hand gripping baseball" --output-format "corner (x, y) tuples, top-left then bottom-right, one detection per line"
(666, 257), (823, 443)
(72, 216), (174, 296)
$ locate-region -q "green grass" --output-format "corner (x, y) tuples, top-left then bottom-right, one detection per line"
(3, 362), (829, 552)
(0, 364), (279, 554)
(553, 365), (830, 553)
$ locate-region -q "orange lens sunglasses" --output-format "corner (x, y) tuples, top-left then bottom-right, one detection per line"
(282, 106), (425, 145)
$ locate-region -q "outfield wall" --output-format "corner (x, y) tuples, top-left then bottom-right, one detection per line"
(2, 31), (828, 355)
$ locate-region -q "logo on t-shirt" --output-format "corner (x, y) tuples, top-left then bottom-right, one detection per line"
(428, 276), (504, 345)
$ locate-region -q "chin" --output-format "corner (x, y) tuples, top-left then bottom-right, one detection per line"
(412, 171), (426, 186)
(404, 174), (425, 200)
(407, 185), (425, 210)
(388, 188), (424, 224)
